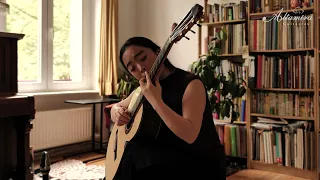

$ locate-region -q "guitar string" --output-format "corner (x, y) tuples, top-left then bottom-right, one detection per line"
(129, 39), (171, 117)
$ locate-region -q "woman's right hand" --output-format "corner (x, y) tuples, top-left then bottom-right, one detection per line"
(113, 105), (131, 126)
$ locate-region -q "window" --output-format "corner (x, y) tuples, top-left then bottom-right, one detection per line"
(6, 0), (94, 93)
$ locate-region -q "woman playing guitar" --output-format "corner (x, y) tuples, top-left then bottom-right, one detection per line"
(109, 36), (226, 180)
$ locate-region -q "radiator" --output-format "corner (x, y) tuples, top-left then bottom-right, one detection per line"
(30, 107), (92, 151)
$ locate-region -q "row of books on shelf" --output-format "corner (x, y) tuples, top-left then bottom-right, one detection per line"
(213, 60), (247, 123)
(251, 120), (314, 170)
(205, 1), (247, 23)
(214, 123), (247, 158)
(219, 59), (247, 84)
(213, 96), (246, 123)
(252, 92), (314, 117)
(221, 24), (247, 55)
(249, 19), (314, 51)
(255, 54), (314, 89)
(204, 24), (246, 55)
(250, 0), (314, 13)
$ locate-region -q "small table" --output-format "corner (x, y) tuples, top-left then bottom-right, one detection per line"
(65, 98), (120, 152)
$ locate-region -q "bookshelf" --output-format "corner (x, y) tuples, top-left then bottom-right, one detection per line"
(246, 0), (318, 179)
(197, 0), (320, 179)
(198, 0), (248, 58)
(197, 0), (249, 160)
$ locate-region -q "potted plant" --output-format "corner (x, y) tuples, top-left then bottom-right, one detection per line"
(189, 29), (246, 123)
(116, 72), (139, 100)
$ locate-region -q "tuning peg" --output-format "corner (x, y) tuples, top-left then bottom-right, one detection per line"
(196, 23), (201, 27)
(183, 36), (190, 40)
(190, 30), (196, 34)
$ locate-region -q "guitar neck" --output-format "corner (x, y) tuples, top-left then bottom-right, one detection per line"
(149, 38), (173, 81)
(130, 38), (173, 113)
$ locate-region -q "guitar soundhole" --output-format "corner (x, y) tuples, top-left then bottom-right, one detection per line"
(125, 124), (131, 132)
(125, 117), (134, 133)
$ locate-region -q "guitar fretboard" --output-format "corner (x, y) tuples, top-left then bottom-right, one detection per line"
(130, 38), (172, 113)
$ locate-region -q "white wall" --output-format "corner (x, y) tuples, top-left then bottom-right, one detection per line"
(119, 0), (245, 71)
(118, 0), (137, 50)
(118, 0), (137, 73)
(135, 0), (201, 71)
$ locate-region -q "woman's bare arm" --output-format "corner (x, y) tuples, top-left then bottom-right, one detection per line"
(153, 79), (206, 144)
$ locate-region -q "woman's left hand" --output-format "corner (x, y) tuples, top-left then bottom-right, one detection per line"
(139, 71), (163, 109)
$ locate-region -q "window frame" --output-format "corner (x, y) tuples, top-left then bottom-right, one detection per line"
(17, 0), (94, 93)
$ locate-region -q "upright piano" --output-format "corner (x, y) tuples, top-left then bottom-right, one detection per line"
(0, 32), (35, 180)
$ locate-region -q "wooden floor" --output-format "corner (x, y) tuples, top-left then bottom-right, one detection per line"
(85, 158), (310, 180)
(34, 151), (106, 170)
(41, 152), (310, 180)
(227, 169), (310, 180)
(86, 156), (106, 166)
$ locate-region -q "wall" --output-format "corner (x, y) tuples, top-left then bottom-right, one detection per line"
(136, 0), (200, 71)
(118, 0), (137, 74)
(133, 0), (245, 70)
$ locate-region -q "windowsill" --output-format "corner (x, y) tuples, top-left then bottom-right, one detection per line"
(17, 89), (103, 111)
(17, 89), (100, 97)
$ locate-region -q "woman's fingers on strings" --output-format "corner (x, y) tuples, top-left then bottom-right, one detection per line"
(117, 121), (124, 126)
(118, 108), (130, 120)
(117, 120), (127, 126)
(117, 116), (129, 126)
(144, 71), (151, 83)
(139, 77), (147, 86)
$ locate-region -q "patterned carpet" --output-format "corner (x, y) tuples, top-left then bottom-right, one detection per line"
(34, 159), (105, 180)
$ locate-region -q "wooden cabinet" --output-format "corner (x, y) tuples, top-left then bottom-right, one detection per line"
(0, 32), (35, 180)
(0, 32), (24, 96)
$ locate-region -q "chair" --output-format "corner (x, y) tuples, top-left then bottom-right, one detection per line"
(104, 103), (115, 129)
(103, 94), (119, 134)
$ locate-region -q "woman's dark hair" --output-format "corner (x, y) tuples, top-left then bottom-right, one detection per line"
(119, 36), (175, 72)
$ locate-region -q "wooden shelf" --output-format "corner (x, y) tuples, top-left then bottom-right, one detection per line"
(213, 119), (246, 125)
(250, 7), (314, 18)
(217, 53), (243, 57)
(200, 19), (246, 26)
(250, 48), (315, 53)
(251, 113), (314, 121)
(250, 161), (316, 180)
(233, 121), (247, 125)
(198, 54), (244, 59)
(251, 88), (314, 92)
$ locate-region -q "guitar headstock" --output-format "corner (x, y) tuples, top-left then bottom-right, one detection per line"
(169, 4), (203, 43)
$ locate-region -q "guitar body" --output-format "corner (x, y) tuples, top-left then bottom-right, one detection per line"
(105, 87), (161, 180)
(105, 4), (203, 179)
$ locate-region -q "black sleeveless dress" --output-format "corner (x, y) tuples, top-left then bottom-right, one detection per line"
(114, 68), (226, 180)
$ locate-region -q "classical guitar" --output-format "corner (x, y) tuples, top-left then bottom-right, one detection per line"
(105, 4), (204, 180)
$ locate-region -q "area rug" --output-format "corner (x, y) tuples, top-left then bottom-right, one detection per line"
(34, 159), (105, 180)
